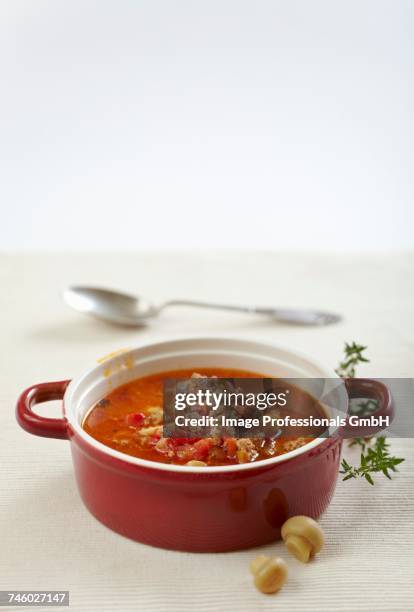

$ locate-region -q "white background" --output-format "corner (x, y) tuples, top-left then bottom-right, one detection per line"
(1, 0), (413, 251)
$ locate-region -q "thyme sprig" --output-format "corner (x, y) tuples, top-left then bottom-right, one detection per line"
(340, 437), (404, 485)
(337, 341), (404, 484)
(335, 342), (369, 378)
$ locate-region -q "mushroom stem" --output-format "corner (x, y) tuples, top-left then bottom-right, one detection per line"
(285, 534), (311, 563)
(249, 555), (269, 576)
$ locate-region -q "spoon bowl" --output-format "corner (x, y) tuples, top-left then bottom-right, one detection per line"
(63, 287), (159, 326)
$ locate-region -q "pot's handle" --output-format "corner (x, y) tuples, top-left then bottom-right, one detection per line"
(16, 380), (71, 439)
(338, 378), (394, 439)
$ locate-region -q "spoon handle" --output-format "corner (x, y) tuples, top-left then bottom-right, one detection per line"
(162, 300), (341, 326)
(164, 299), (261, 315)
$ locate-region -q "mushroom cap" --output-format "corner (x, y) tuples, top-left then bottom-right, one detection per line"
(253, 557), (288, 594)
(281, 515), (324, 554)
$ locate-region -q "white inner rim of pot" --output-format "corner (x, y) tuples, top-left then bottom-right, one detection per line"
(64, 337), (344, 473)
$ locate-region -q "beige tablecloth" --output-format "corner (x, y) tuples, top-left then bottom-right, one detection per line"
(1, 252), (413, 611)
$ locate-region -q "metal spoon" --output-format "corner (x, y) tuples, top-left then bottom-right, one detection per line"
(62, 286), (342, 327)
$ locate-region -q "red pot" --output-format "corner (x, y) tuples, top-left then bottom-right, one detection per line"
(16, 338), (393, 552)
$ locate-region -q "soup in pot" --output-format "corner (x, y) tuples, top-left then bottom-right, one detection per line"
(83, 368), (316, 466)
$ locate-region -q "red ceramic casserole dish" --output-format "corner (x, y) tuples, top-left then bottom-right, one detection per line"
(16, 337), (393, 552)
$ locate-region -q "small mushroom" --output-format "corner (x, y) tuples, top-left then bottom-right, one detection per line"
(281, 515), (324, 563)
(250, 555), (288, 594)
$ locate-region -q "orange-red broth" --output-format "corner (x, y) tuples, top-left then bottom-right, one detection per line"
(83, 368), (313, 466)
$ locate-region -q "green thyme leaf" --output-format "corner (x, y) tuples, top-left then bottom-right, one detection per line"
(335, 342), (369, 378)
(337, 342), (405, 484)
